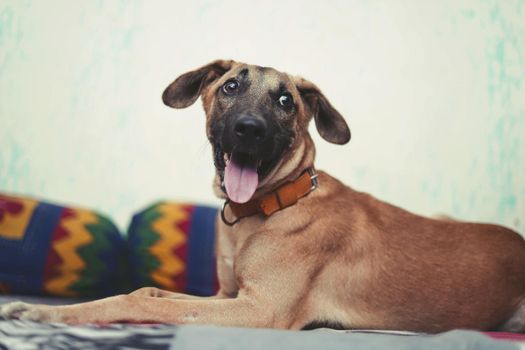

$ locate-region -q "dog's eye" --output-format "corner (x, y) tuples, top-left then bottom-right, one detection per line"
(222, 80), (239, 94)
(278, 93), (293, 108)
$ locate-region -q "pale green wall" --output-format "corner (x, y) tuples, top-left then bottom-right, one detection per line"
(0, 0), (524, 234)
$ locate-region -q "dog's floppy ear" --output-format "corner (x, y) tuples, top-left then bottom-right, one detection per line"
(162, 60), (235, 109)
(295, 77), (350, 145)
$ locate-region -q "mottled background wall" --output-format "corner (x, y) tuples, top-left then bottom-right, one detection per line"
(1, 0), (524, 234)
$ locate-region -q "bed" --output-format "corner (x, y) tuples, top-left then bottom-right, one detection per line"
(1, 295), (523, 350)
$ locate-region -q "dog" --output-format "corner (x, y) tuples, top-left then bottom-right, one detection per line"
(1, 60), (525, 333)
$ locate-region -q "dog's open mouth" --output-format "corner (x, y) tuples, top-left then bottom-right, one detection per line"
(211, 135), (284, 203)
(223, 152), (260, 203)
(216, 150), (278, 204)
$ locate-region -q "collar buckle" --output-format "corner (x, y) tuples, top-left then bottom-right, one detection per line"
(308, 168), (319, 191)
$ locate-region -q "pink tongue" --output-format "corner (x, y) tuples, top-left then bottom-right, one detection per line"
(224, 154), (259, 203)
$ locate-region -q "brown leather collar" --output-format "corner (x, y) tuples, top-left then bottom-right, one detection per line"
(221, 168), (318, 226)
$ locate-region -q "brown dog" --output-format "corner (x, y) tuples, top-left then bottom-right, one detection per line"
(1, 60), (525, 333)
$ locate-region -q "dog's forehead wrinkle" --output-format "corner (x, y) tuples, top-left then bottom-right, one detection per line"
(222, 64), (249, 81)
(234, 68), (250, 85)
(258, 78), (295, 103)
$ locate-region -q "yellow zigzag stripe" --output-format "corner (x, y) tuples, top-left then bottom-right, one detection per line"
(44, 209), (97, 296)
(149, 204), (188, 291)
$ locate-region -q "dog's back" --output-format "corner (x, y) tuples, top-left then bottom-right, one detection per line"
(302, 171), (525, 332)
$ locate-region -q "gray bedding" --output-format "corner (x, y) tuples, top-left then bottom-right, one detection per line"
(174, 326), (519, 350)
(0, 296), (520, 350)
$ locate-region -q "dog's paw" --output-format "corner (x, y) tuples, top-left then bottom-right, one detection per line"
(0, 302), (55, 322)
(0, 302), (32, 319)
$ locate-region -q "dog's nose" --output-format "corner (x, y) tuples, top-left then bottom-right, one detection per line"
(234, 116), (267, 143)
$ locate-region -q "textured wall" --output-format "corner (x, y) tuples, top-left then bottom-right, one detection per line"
(0, 0), (524, 234)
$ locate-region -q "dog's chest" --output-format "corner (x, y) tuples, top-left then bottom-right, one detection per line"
(223, 214), (311, 270)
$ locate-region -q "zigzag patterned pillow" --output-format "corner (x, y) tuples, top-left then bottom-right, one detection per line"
(127, 202), (219, 296)
(0, 193), (125, 297)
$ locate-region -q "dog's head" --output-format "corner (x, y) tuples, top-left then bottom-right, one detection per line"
(163, 60), (350, 203)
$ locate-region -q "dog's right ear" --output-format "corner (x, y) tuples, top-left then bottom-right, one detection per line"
(162, 60), (234, 109)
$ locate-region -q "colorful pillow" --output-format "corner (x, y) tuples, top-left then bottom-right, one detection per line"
(127, 202), (218, 296)
(0, 193), (125, 297)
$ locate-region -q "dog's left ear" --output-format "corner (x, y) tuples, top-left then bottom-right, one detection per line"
(163, 60), (235, 109)
(295, 77), (350, 145)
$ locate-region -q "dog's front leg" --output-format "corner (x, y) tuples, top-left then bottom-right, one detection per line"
(0, 294), (273, 327)
(128, 287), (229, 300)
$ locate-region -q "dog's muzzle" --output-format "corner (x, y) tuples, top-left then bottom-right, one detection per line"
(213, 113), (292, 205)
